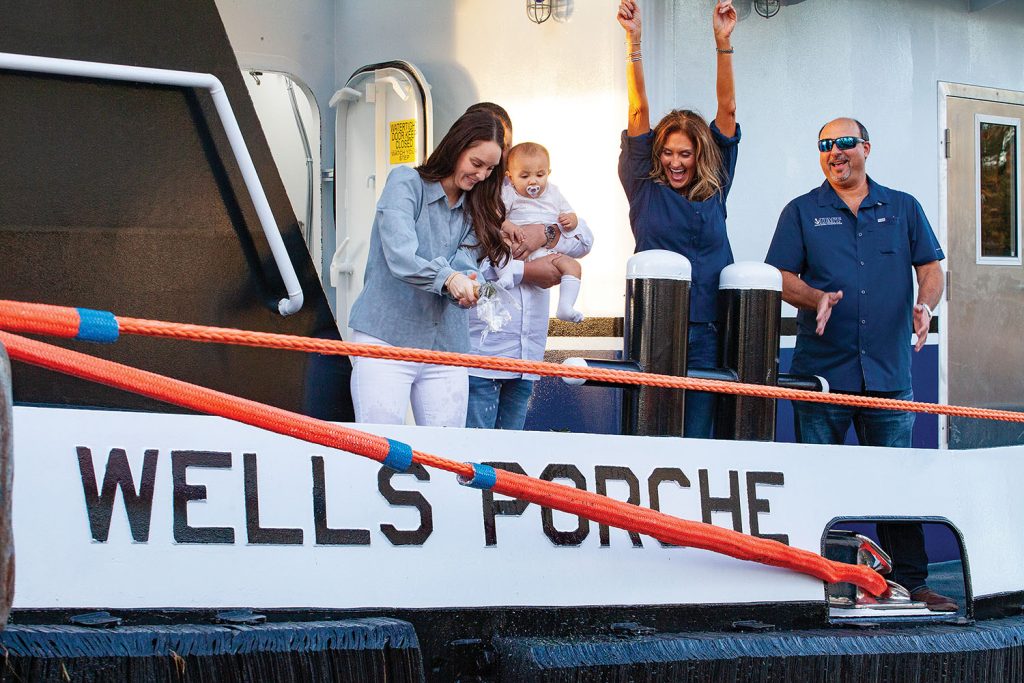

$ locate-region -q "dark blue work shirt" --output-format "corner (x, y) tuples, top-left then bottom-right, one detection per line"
(765, 178), (945, 392)
(618, 122), (741, 322)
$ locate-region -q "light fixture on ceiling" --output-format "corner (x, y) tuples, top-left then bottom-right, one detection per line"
(754, 0), (781, 18)
(527, 0), (553, 24)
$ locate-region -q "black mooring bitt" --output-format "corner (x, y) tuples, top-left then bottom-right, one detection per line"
(574, 259), (823, 441)
(623, 250), (692, 437)
(716, 263), (783, 441)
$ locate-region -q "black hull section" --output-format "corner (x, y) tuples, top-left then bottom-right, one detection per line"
(0, 619), (423, 682)
(4, 609), (1024, 682)
(496, 617), (1024, 682)
(0, 1), (352, 421)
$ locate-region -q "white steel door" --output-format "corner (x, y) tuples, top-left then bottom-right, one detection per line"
(329, 62), (432, 332)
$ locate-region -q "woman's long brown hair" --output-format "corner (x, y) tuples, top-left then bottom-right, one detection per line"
(417, 111), (510, 267)
(650, 109), (725, 202)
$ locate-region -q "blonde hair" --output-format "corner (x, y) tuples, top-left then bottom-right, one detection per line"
(507, 141), (550, 170)
(649, 110), (724, 202)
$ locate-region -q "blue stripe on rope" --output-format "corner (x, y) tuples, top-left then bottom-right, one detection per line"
(382, 438), (413, 472)
(75, 308), (119, 343)
(457, 463), (497, 490)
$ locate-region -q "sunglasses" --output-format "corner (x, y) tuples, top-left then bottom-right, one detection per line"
(818, 136), (866, 153)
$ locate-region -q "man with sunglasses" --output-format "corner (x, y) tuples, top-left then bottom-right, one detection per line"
(765, 117), (951, 611)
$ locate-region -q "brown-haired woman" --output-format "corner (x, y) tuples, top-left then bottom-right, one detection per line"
(348, 110), (510, 426)
(617, 0), (739, 438)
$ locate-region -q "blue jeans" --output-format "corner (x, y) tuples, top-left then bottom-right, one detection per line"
(793, 388), (928, 591)
(466, 376), (535, 430)
(793, 388), (916, 448)
(684, 322), (720, 439)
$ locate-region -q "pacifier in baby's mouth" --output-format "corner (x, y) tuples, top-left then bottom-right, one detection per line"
(526, 184), (541, 198)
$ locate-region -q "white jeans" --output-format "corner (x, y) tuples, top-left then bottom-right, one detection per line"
(349, 331), (469, 427)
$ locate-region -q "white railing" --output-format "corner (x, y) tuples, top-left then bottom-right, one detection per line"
(0, 52), (304, 315)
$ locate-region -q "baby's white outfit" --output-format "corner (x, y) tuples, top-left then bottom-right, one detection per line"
(498, 182), (583, 322)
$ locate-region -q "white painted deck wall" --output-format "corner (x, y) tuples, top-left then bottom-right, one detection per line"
(218, 0), (1024, 316)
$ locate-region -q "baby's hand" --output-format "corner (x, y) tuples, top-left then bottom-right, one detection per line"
(558, 212), (578, 231)
(501, 222), (528, 246)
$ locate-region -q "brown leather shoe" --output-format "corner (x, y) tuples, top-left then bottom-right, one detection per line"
(910, 587), (958, 612)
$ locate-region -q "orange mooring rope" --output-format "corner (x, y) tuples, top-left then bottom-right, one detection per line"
(0, 328), (887, 596)
(1, 298), (1021, 423)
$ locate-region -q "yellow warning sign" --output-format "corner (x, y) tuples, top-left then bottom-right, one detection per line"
(389, 118), (417, 165)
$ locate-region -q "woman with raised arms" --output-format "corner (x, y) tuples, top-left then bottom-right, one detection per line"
(617, 0), (740, 438)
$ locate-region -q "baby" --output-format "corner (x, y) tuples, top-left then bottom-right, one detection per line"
(496, 142), (584, 323)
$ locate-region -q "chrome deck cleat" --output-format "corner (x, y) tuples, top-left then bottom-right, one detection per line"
(842, 579), (926, 610)
(825, 530), (928, 614)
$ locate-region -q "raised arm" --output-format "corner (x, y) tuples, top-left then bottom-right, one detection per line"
(713, 0), (737, 137)
(618, 1), (650, 136)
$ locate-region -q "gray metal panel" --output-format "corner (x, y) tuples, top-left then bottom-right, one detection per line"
(945, 95), (1024, 448)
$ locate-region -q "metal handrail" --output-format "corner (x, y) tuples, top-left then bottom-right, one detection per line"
(0, 52), (304, 316)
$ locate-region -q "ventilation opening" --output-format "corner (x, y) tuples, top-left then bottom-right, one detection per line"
(823, 517), (969, 621)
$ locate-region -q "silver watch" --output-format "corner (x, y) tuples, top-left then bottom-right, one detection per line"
(544, 224), (558, 247)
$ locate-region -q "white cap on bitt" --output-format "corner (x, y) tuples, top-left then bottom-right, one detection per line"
(626, 250), (692, 281)
(719, 262), (783, 291)
(561, 357), (588, 386)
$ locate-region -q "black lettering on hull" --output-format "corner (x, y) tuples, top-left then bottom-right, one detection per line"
(481, 462), (530, 546)
(648, 467), (690, 547)
(595, 465), (643, 547)
(311, 455), (371, 545)
(746, 471), (789, 545)
(244, 452), (303, 545)
(77, 447), (157, 543)
(540, 464), (590, 546)
(699, 469), (743, 533)
(171, 450), (234, 544)
(378, 463), (433, 546)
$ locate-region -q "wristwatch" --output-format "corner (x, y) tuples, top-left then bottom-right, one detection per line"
(544, 224), (558, 248)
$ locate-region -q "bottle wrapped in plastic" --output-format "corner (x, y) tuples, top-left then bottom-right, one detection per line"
(475, 282), (521, 343)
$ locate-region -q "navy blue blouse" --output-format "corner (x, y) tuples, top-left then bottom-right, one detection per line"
(618, 122), (741, 322)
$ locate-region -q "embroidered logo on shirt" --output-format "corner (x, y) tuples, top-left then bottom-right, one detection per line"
(813, 217), (843, 227)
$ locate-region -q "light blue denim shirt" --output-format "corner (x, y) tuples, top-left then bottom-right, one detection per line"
(348, 165), (482, 353)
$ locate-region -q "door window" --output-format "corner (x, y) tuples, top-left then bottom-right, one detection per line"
(976, 115), (1021, 264)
